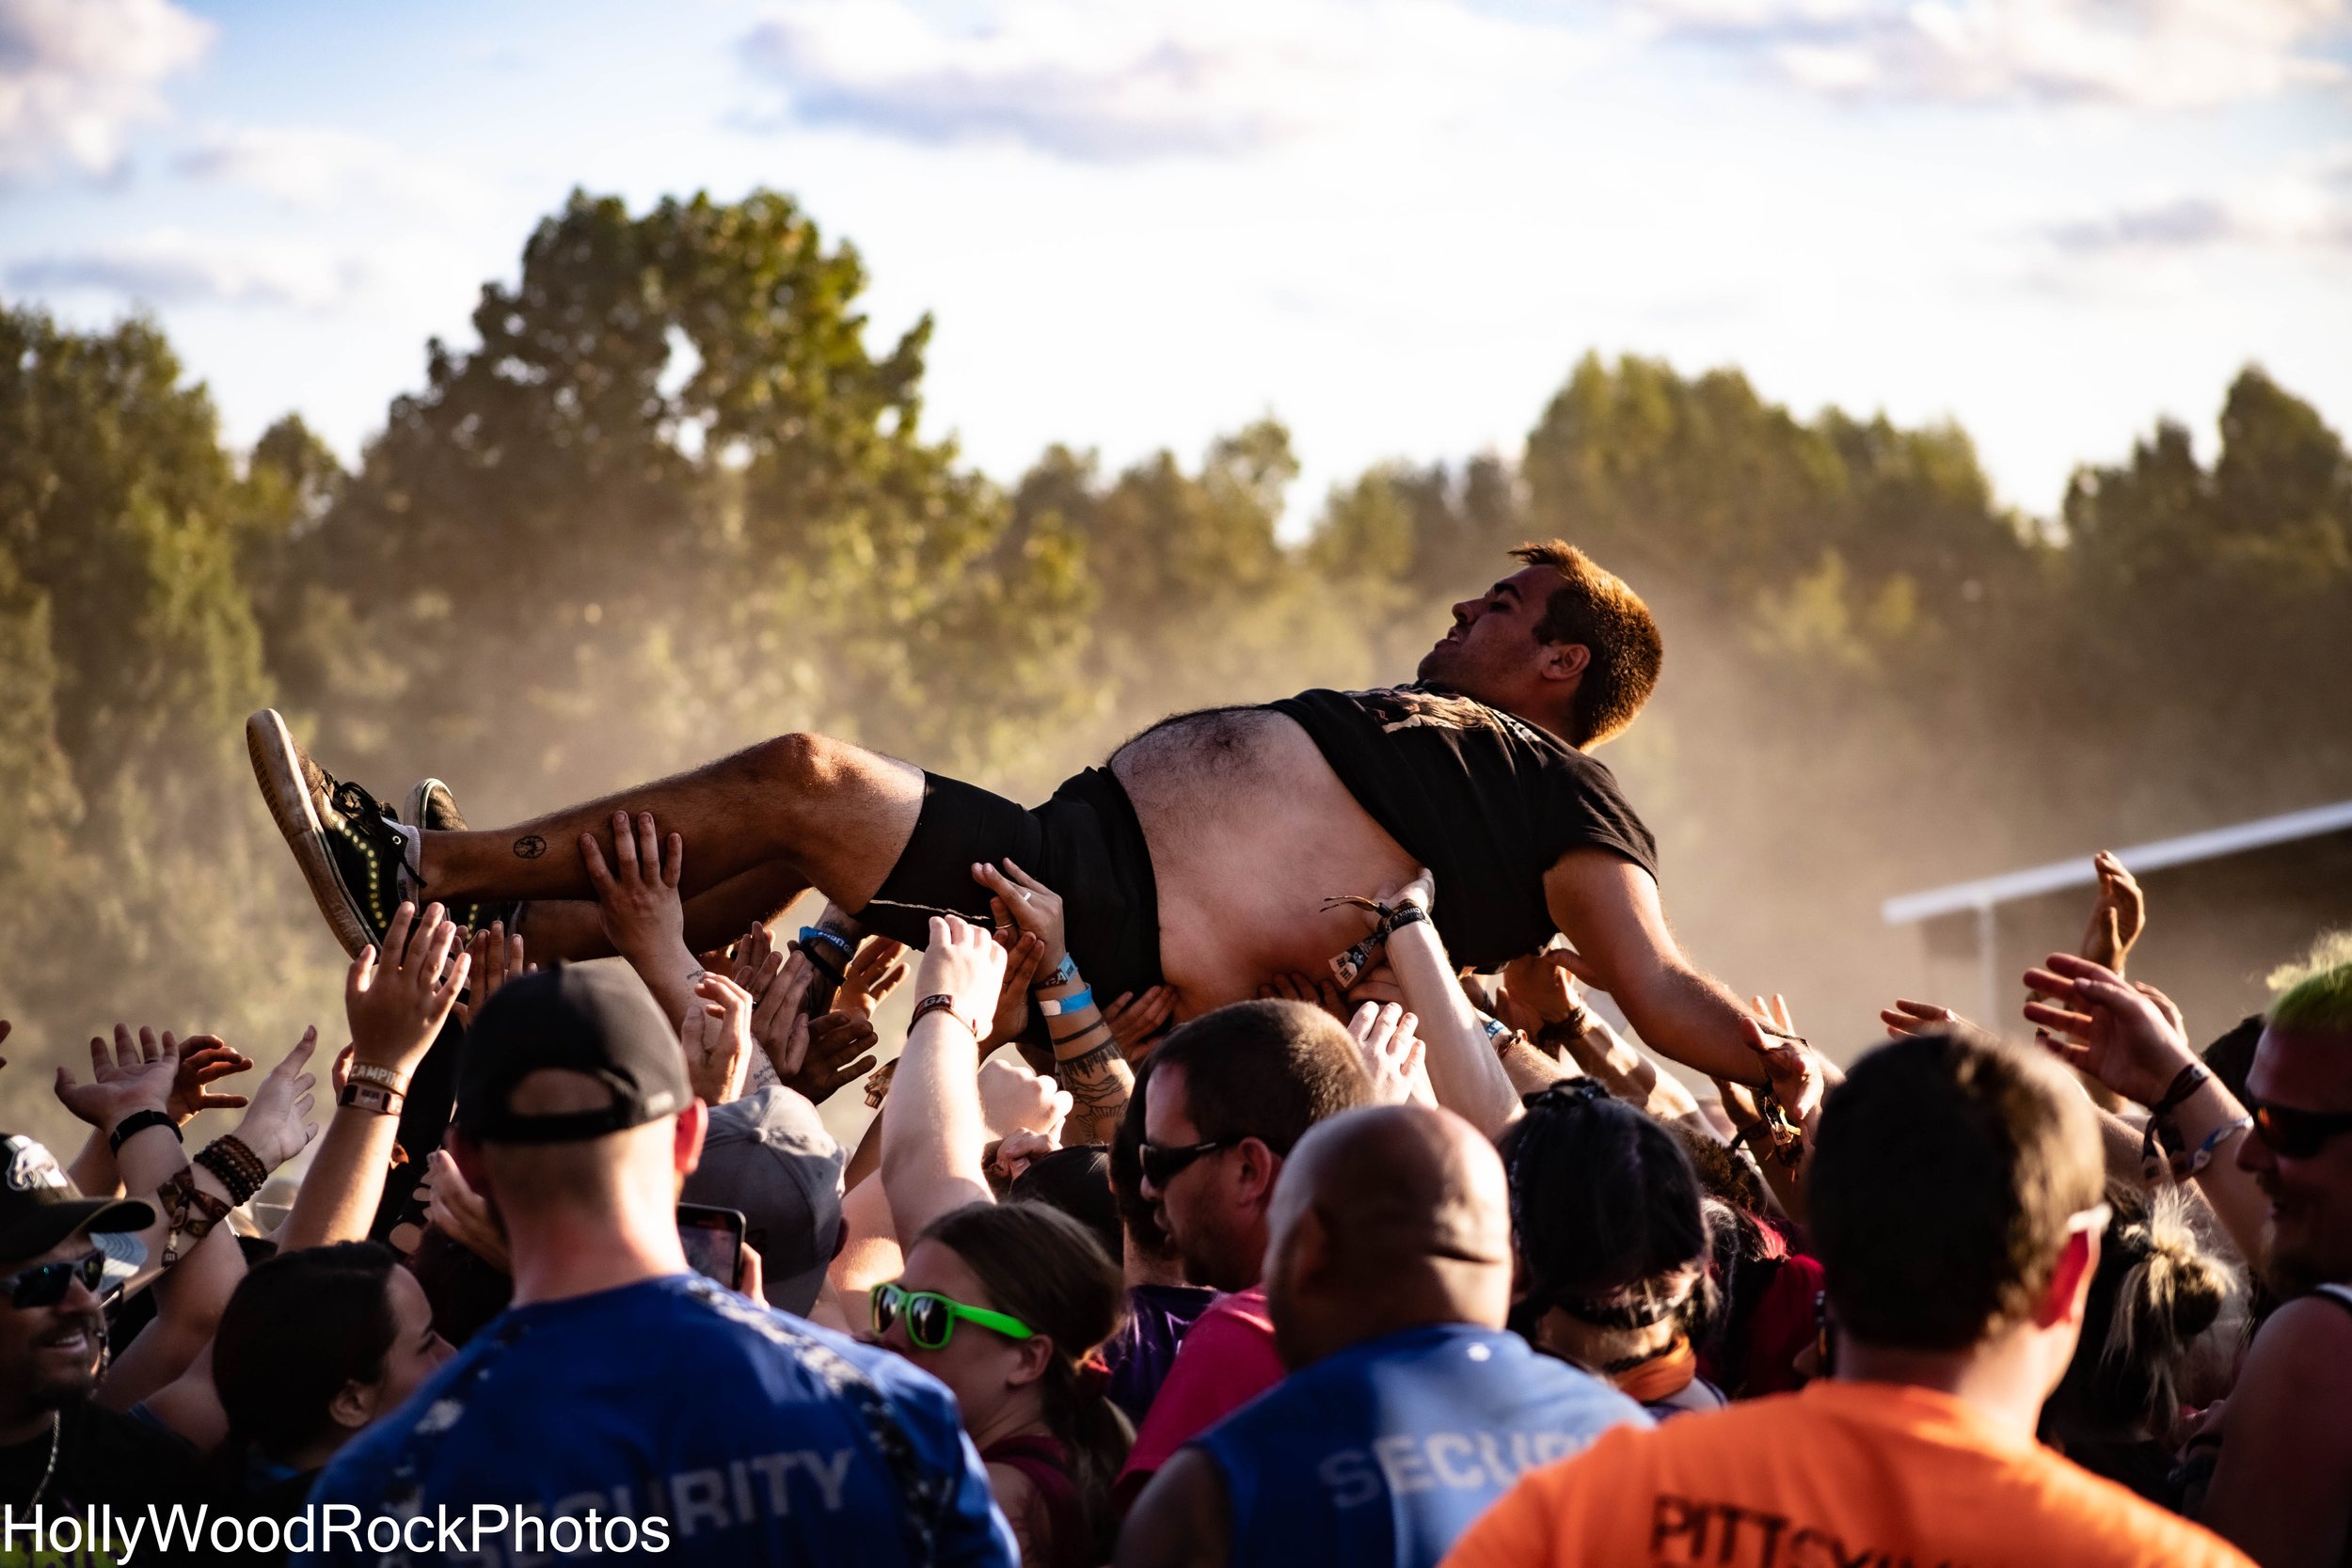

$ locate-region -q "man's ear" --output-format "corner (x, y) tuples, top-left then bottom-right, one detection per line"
(675, 1101), (708, 1180)
(1232, 1140), (1281, 1212)
(2035, 1227), (2100, 1330)
(1538, 642), (1591, 684)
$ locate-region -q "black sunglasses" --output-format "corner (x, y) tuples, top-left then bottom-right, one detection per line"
(1138, 1137), (1238, 1189)
(0, 1251), (104, 1310)
(2248, 1100), (2352, 1160)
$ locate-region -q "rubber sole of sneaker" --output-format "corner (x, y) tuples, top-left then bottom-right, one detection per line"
(406, 778), (466, 833)
(246, 708), (373, 958)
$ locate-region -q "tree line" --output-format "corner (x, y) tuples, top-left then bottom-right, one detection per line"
(5, 186), (2348, 1145)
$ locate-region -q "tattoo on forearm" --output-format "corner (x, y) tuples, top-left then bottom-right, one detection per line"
(1057, 1041), (1134, 1139)
(513, 834), (547, 859)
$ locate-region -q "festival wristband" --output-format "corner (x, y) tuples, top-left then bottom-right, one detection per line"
(108, 1109), (180, 1156)
(1037, 953), (1080, 990)
(2172, 1116), (2253, 1180)
(347, 1061), (407, 1093)
(910, 994), (981, 1038)
(1324, 900), (1431, 989)
(339, 1082), (405, 1117)
(1039, 988), (1095, 1018)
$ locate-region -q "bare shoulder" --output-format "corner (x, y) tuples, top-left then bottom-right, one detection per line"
(2241, 1293), (2352, 1400)
(1114, 1447), (1230, 1568)
(987, 1463), (1046, 1565)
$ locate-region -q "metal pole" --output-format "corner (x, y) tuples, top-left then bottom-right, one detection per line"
(1978, 902), (1999, 1029)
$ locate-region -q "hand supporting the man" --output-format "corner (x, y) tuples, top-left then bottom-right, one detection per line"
(882, 916), (1009, 1239)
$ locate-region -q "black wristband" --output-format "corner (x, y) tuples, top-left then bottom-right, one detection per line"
(2150, 1060), (2211, 1119)
(108, 1109), (180, 1157)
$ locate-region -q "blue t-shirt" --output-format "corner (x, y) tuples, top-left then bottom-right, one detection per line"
(295, 1274), (1014, 1567)
(1190, 1323), (1651, 1568)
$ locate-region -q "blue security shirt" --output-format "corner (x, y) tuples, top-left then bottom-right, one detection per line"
(294, 1274), (1015, 1567)
(1189, 1323), (1650, 1568)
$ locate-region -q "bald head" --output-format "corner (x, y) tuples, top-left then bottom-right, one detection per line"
(1264, 1105), (1514, 1369)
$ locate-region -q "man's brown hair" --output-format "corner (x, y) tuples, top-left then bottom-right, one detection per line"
(1809, 1030), (2103, 1351)
(1508, 542), (1663, 748)
(1146, 1000), (1372, 1158)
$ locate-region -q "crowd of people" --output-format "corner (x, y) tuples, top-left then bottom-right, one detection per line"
(1, 541), (2347, 1568)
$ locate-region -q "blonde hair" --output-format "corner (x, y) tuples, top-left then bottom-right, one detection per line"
(2265, 930), (2352, 1036)
(2095, 1188), (2235, 1431)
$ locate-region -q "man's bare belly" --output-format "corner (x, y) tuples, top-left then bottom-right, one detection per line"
(1110, 707), (1422, 1015)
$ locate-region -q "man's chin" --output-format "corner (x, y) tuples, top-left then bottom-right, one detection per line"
(25, 1360), (96, 1412)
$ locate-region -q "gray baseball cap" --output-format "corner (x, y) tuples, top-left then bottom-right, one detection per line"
(682, 1088), (845, 1317)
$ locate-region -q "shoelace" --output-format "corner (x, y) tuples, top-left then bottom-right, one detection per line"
(331, 781), (427, 889)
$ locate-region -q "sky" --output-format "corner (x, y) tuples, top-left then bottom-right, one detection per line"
(4, 0), (2350, 529)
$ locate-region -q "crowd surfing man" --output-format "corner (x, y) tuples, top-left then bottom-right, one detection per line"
(246, 542), (1774, 1085)
(300, 964), (1013, 1567)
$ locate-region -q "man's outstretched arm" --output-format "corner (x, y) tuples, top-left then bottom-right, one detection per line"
(1542, 849), (1763, 1085)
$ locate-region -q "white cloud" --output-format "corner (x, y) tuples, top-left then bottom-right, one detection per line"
(737, 0), (1600, 160)
(2046, 149), (2352, 253)
(1641, 0), (2351, 110)
(0, 0), (211, 182)
(6, 230), (366, 310)
(173, 124), (486, 214)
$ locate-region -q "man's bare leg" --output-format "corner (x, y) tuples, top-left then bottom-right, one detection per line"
(248, 710), (921, 958)
(506, 859), (818, 964)
(419, 734), (922, 909)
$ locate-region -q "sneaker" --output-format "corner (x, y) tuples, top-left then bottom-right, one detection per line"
(246, 709), (418, 957)
(405, 778), (521, 936)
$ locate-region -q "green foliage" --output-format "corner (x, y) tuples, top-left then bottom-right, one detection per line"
(5, 189), (2351, 1146)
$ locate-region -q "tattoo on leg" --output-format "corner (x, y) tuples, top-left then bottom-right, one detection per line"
(513, 834), (548, 860)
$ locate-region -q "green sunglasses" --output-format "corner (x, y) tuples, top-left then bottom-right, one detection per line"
(870, 1281), (1035, 1352)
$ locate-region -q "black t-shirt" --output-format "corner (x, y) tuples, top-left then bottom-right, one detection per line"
(0, 1396), (195, 1516)
(1265, 684), (1658, 970)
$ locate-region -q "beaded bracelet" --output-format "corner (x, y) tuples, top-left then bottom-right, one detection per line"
(195, 1135), (267, 1207)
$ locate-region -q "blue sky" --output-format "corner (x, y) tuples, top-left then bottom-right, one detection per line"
(5, 0), (2349, 526)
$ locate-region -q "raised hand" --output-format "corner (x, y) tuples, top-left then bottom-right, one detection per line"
(974, 859), (1068, 972)
(781, 1012), (882, 1105)
(1880, 997), (2001, 1048)
(977, 1056), (1072, 1139)
(682, 973), (756, 1106)
(1742, 993), (1824, 1134)
(747, 947), (816, 1076)
(1497, 949), (1590, 1037)
(917, 915), (1011, 1034)
(56, 1025), (183, 1131)
(1348, 1001), (1426, 1107)
(836, 937), (910, 1020)
(1101, 987), (1177, 1059)
(453, 920), (529, 1029)
(728, 924), (778, 994)
(981, 932), (1043, 1049)
(581, 811), (686, 963)
(2081, 851), (2146, 975)
(159, 1032), (253, 1122)
(993, 1128), (1058, 1182)
(346, 901), (469, 1082)
(1259, 971), (1346, 1019)
(424, 1147), (510, 1273)
(231, 1027), (324, 1170)
(2022, 952), (2196, 1108)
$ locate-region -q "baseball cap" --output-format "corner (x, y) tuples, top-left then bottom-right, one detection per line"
(455, 965), (692, 1145)
(0, 1135), (153, 1265)
(682, 1087), (845, 1316)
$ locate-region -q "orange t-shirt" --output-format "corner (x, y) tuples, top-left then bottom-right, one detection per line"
(1442, 1378), (2252, 1568)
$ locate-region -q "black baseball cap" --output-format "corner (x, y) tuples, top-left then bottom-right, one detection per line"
(0, 1135), (153, 1265)
(455, 965), (693, 1145)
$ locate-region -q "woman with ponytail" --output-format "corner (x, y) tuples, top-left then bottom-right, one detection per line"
(873, 1201), (1130, 1568)
(2041, 1182), (2237, 1507)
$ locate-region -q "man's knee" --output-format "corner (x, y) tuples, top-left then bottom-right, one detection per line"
(741, 732), (845, 796)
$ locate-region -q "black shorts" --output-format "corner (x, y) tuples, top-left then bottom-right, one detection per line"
(854, 767), (1165, 1006)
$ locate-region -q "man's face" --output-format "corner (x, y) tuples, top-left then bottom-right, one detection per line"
(1138, 1065), (1253, 1291)
(2238, 1027), (2352, 1288)
(1416, 566), (1559, 701)
(0, 1237), (106, 1419)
